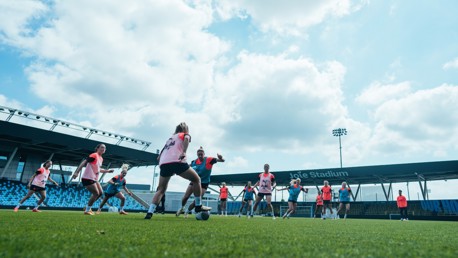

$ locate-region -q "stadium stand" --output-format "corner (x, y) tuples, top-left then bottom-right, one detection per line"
(0, 179), (144, 211)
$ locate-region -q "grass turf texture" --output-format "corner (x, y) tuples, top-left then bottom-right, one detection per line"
(1, 210), (457, 257)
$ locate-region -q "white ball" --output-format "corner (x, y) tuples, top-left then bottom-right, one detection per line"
(195, 211), (210, 221)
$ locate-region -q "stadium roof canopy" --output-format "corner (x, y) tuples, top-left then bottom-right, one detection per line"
(0, 107), (158, 169)
(210, 160), (458, 187)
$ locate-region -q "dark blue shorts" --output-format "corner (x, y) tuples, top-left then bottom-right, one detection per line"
(82, 178), (96, 186)
(160, 163), (190, 177)
(30, 184), (45, 192)
(105, 192), (119, 198)
(257, 193), (272, 198)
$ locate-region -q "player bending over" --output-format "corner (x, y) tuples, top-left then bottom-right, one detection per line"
(96, 164), (133, 215)
(176, 147), (225, 218)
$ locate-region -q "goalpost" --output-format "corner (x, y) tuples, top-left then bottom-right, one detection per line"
(280, 205), (314, 218)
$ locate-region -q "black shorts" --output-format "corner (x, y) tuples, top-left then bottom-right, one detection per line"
(323, 200), (331, 205)
(288, 199), (297, 203)
(105, 192), (118, 198)
(82, 178), (97, 186)
(257, 193), (272, 198)
(340, 201), (350, 205)
(243, 198), (253, 202)
(160, 163), (190, 177)
(220, 198), (227, 202)
(189, 182), (209, 189)
(29, 185), (45, 192)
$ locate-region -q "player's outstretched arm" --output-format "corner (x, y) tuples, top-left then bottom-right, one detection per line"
(100, 168), (114, 173)
(216, 153), (225, 162)
(48, 176), (59, 186)
(72, 159), (88, 179)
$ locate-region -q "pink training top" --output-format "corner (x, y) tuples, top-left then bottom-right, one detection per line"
(159, 133), (190, 166)
(82, 152), (103, 181)
(31, 167), (50, 188)
(258, 172), (275, 194)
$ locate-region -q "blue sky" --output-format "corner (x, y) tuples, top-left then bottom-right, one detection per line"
(1, 0), (457, 197)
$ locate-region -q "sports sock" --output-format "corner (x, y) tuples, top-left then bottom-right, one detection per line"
(85, 206), (91, 212)
(194, 197), (202, 206)
(148, 204), (157, 213)
(120, 206), (124, 211)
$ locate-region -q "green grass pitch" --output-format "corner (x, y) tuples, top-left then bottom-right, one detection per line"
(1, 210), (457, 257)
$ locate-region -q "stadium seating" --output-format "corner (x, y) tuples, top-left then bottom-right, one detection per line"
(0, 180), (144, 211)
(2, 179), (456, 218)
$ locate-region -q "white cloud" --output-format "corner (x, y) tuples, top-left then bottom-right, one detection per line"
(0, 0), (48, 45)
(215, 0), (360, 35)
(356, 81), (411, 106)
(368, 84), (458, 158)
(1, 0), (228, 110)
(206, 52), (348, 154)
(443, 57), (458, 70)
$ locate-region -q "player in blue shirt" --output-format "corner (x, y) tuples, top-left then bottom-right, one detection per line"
(336, 181), (353, 219)
(176, 147), (225, 217)
(96, 164), (133, 215)
(277, 179), (308, 219)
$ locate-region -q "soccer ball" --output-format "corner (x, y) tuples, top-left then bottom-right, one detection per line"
(195, 211), (210, 221)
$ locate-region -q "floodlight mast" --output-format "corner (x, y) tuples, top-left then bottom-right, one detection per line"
(332, 128), (347, 168)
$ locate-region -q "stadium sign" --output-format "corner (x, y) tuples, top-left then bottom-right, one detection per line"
(289, 170), (349, 180)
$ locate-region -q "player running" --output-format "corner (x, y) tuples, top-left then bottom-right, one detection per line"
(321, 180), (333, 219)
(72, 144), (114, 215)
(252, 164), (276, 219)
(219, 182), (230, 216)
(145, 122), (211, 219)
(14, 160), (59, 212)
(336, 181), (353, 219)
(238, 181), (256, 218)
(176, 146), (225, 218)
(277, 179), (308, 219)
(96, 164), (133, 215)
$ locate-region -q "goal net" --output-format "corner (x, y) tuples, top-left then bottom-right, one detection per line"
(280, 205), (313, 218)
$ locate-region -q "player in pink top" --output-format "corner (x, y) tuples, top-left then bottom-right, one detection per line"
(71, 144), (114, 215)
(14, 160), (59, 212)
(252, 164), (277, 219)
(145, 122), (211, 219)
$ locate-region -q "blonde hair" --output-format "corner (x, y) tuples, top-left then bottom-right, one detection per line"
(290, 179), (297, 185)
(121, 163), (130, 171)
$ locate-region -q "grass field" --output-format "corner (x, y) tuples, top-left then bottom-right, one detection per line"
(1, 210), (458, 258)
